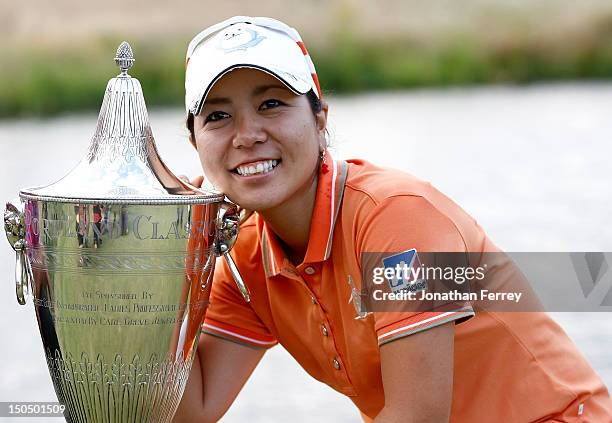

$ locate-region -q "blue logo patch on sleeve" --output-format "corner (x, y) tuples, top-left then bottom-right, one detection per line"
(381, 249), (427, 293)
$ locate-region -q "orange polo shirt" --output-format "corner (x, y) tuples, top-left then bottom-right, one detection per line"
(203, 153), (612, 421)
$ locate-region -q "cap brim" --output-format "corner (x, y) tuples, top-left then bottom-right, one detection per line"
(191, 64), (311, 116)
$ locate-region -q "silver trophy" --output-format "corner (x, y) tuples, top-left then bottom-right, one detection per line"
(3, 42), (249, 422)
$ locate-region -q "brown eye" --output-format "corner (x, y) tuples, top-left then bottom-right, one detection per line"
(259, 99), (284, 110)
(205, 111), (230, 123)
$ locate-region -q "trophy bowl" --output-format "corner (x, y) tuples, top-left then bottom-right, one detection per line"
(3, 42), (249, 423)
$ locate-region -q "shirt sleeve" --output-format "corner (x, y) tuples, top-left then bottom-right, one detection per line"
(356, 195), (476, 346)
(203, 252), (278, 349)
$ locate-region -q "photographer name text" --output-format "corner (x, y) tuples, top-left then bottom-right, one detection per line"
(372, 289), (523, 303)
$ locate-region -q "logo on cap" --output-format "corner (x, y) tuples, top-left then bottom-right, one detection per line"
(217, 25), (265, 53)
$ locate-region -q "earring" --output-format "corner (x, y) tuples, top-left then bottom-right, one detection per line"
(320, 149), (329, 174)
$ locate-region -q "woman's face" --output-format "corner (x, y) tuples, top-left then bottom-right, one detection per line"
(193, 68), (327, 212)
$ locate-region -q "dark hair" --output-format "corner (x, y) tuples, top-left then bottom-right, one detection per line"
(186, 113), (196, 147)
(305, 89), (323, 114)
(186, 89), (323, 148)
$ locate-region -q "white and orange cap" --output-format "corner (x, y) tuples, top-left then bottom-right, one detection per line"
(185, 16), (322, 116)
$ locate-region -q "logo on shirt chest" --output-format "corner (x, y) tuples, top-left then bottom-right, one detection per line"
(347, 275), (371, 320)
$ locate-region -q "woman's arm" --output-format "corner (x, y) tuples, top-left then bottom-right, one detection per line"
(173, 333), (266, 423)
(374, 322), (455, 423)
(173, 175), (268, 422)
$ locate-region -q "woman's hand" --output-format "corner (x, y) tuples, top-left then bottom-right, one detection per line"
(178, 175), (205, 188)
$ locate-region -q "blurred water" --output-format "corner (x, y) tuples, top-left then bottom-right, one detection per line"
(0, 83), (611, 422)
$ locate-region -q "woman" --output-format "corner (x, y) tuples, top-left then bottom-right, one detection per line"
(174, 16), (612, 422)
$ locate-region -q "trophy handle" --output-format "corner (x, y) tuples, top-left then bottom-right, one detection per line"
(4, 199), (31, 305)
(216, 202), (250, 302)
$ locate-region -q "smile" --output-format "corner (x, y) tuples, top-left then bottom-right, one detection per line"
(234, 159), (280, 176)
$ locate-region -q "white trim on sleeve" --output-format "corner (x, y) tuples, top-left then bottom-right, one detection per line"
(203, 323), (277, 346)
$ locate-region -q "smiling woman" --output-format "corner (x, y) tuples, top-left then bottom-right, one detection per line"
(193, 70), (324, 220)
(172, 16), (612, 423)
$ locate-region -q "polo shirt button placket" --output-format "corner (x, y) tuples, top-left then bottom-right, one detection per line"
(304, 266), (316, 275)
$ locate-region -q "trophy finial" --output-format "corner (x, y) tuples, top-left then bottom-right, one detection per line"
(115, 41), (134, 76)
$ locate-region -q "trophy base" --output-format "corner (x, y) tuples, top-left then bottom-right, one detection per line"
(46, 348), (195, 423)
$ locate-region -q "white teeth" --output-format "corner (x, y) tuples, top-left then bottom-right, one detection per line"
(236, 159), (279, 176)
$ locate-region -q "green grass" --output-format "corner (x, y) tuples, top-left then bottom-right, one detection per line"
(0, 39), (186, 117)
(2, 22), (612, 118)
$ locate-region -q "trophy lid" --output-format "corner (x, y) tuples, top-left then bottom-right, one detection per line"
(20, 42), (222, 205)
